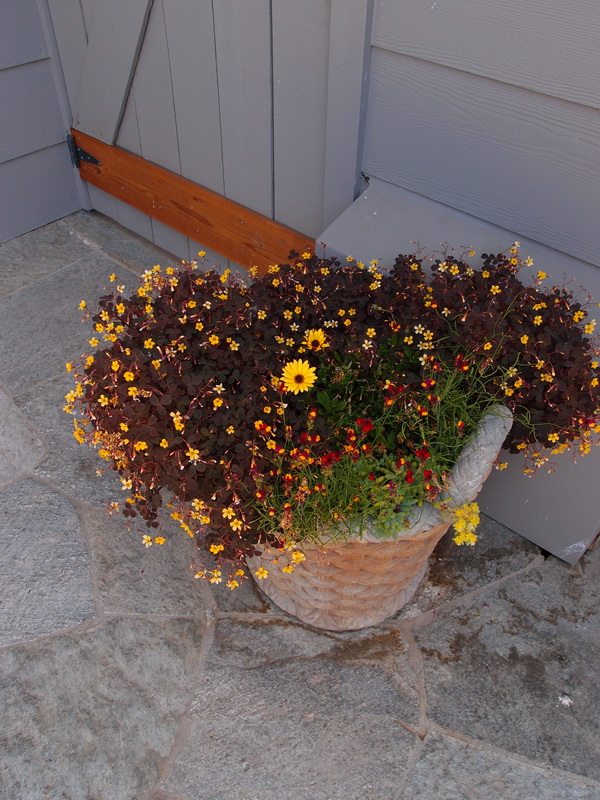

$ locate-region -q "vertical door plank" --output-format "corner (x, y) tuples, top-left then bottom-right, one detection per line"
(74, 0), (154, 144)
(213, 0), (272, 217)
(271, 0), (330, 237)
(46, 0), (87, 114)
(163, 0), (224, 195)
(322, 0), (371, 229)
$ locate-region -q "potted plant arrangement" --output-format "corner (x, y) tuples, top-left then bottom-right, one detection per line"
(65, 245), (600, 630)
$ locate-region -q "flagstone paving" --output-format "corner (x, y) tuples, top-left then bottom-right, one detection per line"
(0, 213), (598, 800)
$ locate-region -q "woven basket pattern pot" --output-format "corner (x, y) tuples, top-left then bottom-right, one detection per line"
(247, 405), (513, 631)
(246, 514), (451, 630)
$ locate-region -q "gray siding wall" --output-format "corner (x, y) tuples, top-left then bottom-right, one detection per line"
(0, 0), (81, 243)
(48, 0), (370, 264)
(363, 0), (600, 269)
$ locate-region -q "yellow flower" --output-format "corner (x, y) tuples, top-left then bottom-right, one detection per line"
(79, 301), (87, 310)
(254, 567), (269, 580)
(98, 395), (110, 407)
(482, 270), (490, 278)
(533, 315), (542, 326)
(537, 271), (547, 280)
(303, 328), (328, 352)
(115, 303), (125, 314)
(209, 334), (219, 345)
(584, 320), (596, 334)
(155, 536), (165, 545)
(282, 564), (296, 573)
(483, 342), (492, 351)
(209, 544), (225, 554)
(89, 337), (99, 347)
(520, 335), (529, 344)
(281, 360), (317, 394)
(366, 328), (376, 338)
(187, 448), (201, 462)
(229, 341), (239, 351)
(144, 338), (155, 349)
(230, 519), (243, 531)
(490, 285), (501, 295)
(111, 360), (120, 372)
(257, 310), (267, 319)
(160, 438), (169, 448)
(109, 273), (117, 282)
(291, 551), (306, 563)
(134, 441), (148, 451)
(226, 425), (235, 434)
(213, 398), (224, 409)
(222, 507), (235, 519)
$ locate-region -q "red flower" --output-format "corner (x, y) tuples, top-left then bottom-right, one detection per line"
(320, 451), (341, 467)
(405, 470), (415, 483)
(454, 355), (470, 372)
(415, 448), (430, 461)
(356, 417), (374, 434)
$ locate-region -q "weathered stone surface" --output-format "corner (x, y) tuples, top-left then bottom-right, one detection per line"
(402, 733), (600, 800)
(0, 220), (91, 298)
(0, 479), (96, 646)
(416, 552), (600, 780)
(84, 506), (207, 617)
(61, 211), (180, 274)
(0, 384), (45, 486)
(395, 514), (541, 619)
(211, 572), (276, 614)
(165, 656), (417, 800)
(0, 253), (138, 396)
(16, 373), (122, 505)
(0, 616), (205, 800)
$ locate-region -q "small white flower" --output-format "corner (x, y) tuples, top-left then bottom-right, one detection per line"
(558, 694), (572, 707)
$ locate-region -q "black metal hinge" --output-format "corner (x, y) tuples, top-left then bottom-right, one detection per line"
(67, 132), (102, 168)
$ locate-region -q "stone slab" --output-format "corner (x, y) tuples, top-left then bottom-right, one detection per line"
(61, 211), (181, 275)
(0, 616), (205, 800)
(0, 252), (138, 396)
(416, 552), (600, 781)
(402, 732), (600, 800)
(0, 479), (96, 646)
(395, 514), (541, 620)
(16, 373), (122, 506)
(165, 653), (417, 800)
(84, 506), (207, 618)
(0, 220), (92, 299)
(0, 384), (45, 486)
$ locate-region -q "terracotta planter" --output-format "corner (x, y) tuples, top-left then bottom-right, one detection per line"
(247, 405), (513, 631)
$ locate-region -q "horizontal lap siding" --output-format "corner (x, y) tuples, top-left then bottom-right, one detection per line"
(363, 47), (600, 267)
(0, 0), (48, 70)
(0, 144), (80, 243)
(0, 0), (80, 242)
(373, 0), (600, 110)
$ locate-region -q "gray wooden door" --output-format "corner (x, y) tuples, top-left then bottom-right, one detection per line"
(48, 0), (371, 263)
